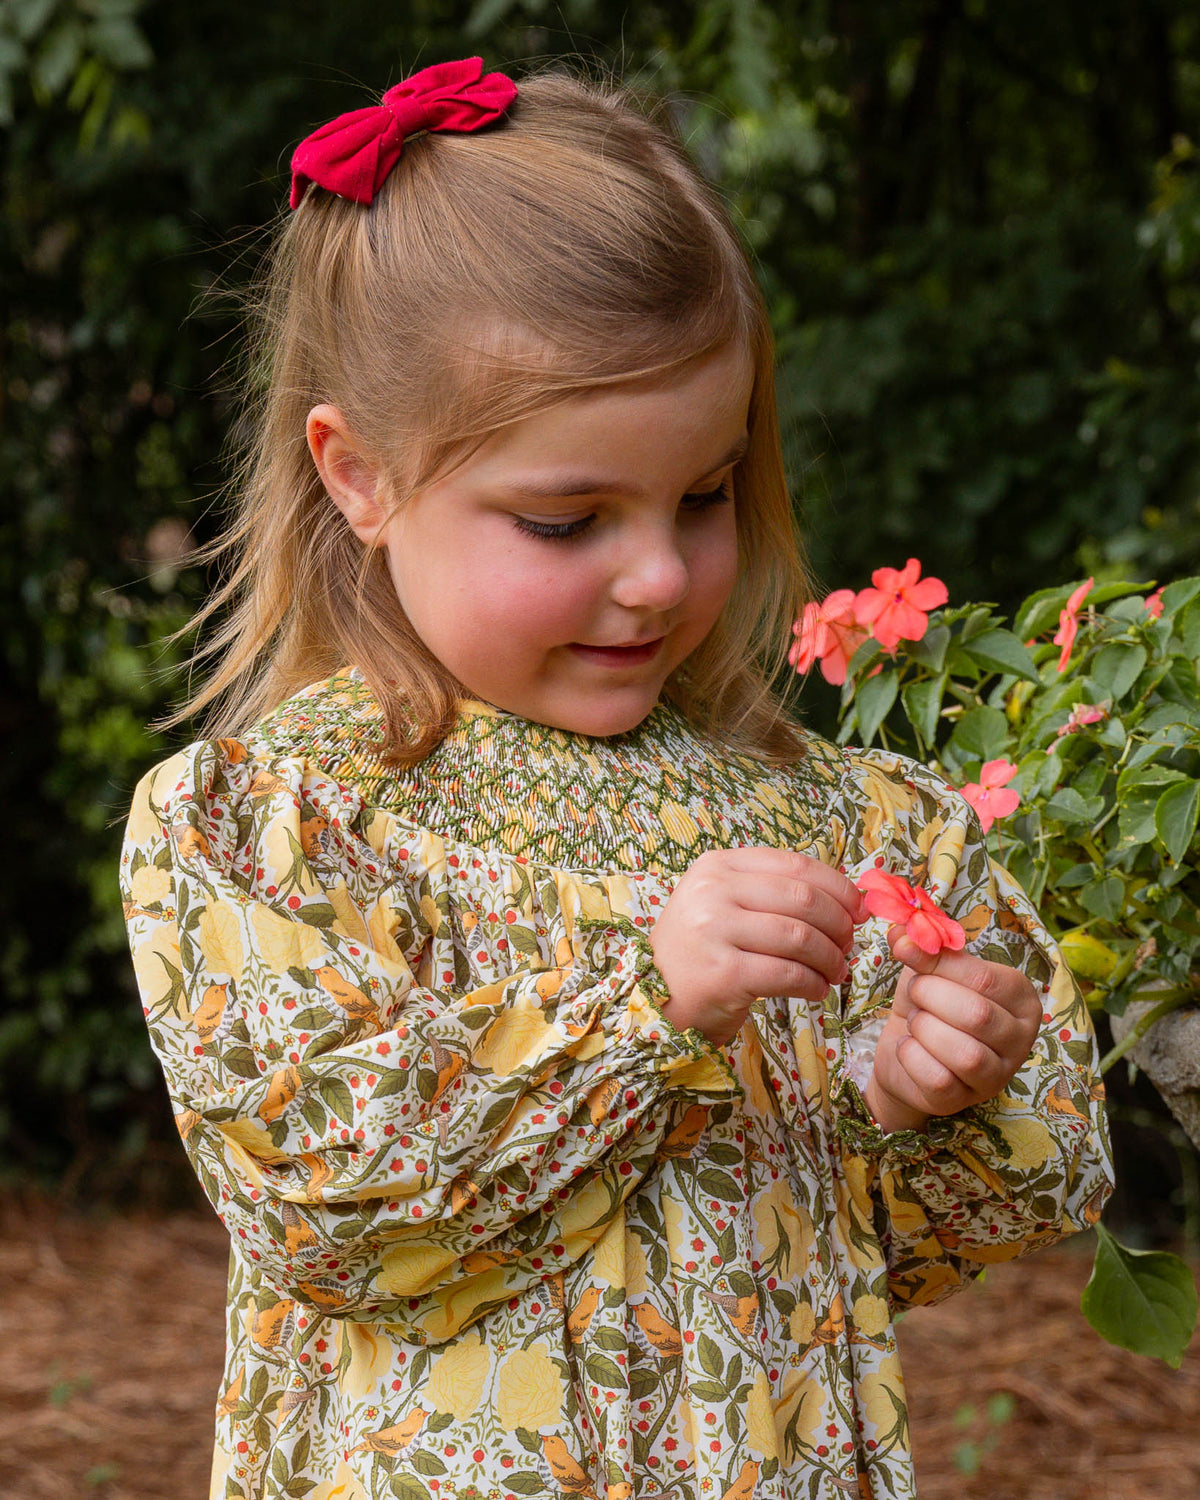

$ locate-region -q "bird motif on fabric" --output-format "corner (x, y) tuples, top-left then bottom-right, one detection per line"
(449, 1172), (480, 1215)
(215, 1369), (244, 1417)
(299, 812), (329, 860)
(193, 982), (229, 1044)
(258, 1064), (303, 1124)
(810, 1292), (846, 1347)
(584, 1077), (621, 1127)
(718, 1458), (760, 1500)
(249, 1298), (295, 1356)
(171, 822), (210, 860)
(538, 1434), (602, 1498)
(350, 1408), (429, 1458)
(566, 1285), (603, 1342)
(280, 1201), (319, 1256)
(312, 966), (379, 1024)
(1043, 1076), (1089, 1121)
(295, 1279), (349, 1313)
(427, 1035), (466, 1103)
(659, 1103), (710, 1159)
(700, 1285), (759, 1339)
(632, 1301), (683, 1357)
(247, 770), (289, 800)
(296, 1152), (334, 1200)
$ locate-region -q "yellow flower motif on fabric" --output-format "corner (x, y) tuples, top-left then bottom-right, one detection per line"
(343, 1322), (394, 1400)
(752, 1175), (812, 1274)
(126, 757), (183, 846)
(745, 1369), (779, 1459)
(327, 881), (371, 946)
(375, 1240), (461, 1298)
(857, 1352), (904, 1428)
(590, 1211), (627, 1290)
(251, 903), (325, 975)
(198, 900), (244, 978)
(132, 924), (181, 1007)
(788, 1301), (815, 1347)
(366, 890), (404, 965)
(776, 1368), (825, 1456)
(130, 862), (171, 906)
(998, 1115), (1055, 1172)
(426, 1328), (491, 1421)
(495, 1342), (564, 1432)
(852, 1293), (891, 1338)
(309, 1457), (371, 1500)
(662, 1194), (687, 1271)
(475, 997), (556, 1078)
(625, 1230), (649, 1297)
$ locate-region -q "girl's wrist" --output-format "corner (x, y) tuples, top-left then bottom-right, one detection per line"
(862, 1077), (932, 1136)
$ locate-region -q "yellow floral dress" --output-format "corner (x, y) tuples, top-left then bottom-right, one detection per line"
(120, 670), (1113, 1500)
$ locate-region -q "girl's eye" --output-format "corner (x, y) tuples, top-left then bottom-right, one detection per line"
(512, 481), (732, 543)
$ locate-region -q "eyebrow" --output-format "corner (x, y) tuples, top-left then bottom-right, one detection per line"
(499, 431), (750, 500)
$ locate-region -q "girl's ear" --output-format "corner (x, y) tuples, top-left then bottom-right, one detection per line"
(307, 404), (388, 545)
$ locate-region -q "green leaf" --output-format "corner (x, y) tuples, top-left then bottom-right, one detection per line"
(1161, 577), (1200, 614)
(1090, 643), (1148, 702)
(1155, 779), (1200, 863)
(316, 1077), (354, 1124)
(504, 1475), (547, 1496)
(1042, 788), (1103, 827)
(961, 629), (1040, 683)
(947, 705), (1009, 763)
(907, 623), (950, 672)
(697, 1333), (724, 1378)
(902, 675), (945, 748)
(1081, 1223), (1198, 1368)
(853, 669), (899, 746)
(1078, 874), (1124, 922)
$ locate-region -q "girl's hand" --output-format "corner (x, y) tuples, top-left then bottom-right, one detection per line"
(862, 927), (1042, 1134)
(651, 848), (865, 1046)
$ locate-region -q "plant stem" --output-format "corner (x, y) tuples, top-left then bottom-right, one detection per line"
(1099, 985), (1199, 1073)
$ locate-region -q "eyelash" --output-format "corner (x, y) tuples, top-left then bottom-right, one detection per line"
(513, 482), (733, 543)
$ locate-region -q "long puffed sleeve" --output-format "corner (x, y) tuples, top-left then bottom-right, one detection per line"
(824, 746), (1115, 1309)
(120, 739), (739, 1343)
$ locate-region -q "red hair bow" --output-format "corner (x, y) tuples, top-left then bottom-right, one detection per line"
(289, 57), (518, 210)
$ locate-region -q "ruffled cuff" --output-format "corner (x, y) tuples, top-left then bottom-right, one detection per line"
(578, 913), (743, 1100)
(832, 1072), (1013, 1165)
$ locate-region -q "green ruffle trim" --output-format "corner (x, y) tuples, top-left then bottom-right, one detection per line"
(579, 912), (743, 1099)
(833, 1073), (997, 1163)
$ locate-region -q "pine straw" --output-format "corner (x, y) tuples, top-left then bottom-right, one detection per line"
(0, 1195), (1196, 1499)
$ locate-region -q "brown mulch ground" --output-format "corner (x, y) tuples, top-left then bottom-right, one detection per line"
(1, 1196), (1196, 1499)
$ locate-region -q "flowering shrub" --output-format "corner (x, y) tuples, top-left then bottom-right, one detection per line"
(794, 561), (1200, 1365)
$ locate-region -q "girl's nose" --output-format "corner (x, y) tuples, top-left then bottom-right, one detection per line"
(609, 530), (691, 613)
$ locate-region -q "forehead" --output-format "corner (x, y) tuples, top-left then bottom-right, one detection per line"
(461, 341), (755, 489)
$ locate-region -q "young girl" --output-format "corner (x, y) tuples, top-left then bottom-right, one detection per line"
(120, 58), (1113, 1500)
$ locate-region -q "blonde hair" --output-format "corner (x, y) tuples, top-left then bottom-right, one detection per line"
(174, 67), (814, 763)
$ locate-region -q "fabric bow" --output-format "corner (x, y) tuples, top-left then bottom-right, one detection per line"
(290, 57), (518, 210)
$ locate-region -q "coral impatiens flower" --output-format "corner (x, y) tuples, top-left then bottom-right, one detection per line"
(790, 589), (870, 685)
(856, 869), (966, 956)
(1052, 577), (1094, 672)
(853, 558), (948, 652)
(1055, 701), (1109, 739)
(959, 759), (1020, 832)
(1145, 587), (1164, 619)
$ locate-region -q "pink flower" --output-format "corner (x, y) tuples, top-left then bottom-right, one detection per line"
(790, 589), (869, 686)
(853, 559), (949, 652)
(1054, 701), (1109, 739)
(1145, 587), (1164, 619)
(1052, 577), (1094, 672)
(959, 759), (1020, 832)
(856, 869), (967, 956)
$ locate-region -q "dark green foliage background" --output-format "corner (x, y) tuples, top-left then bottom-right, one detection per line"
(4, 0), (1200, 1209)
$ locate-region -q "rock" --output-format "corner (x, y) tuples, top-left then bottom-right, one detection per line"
(1108, 999), (1200, 1151)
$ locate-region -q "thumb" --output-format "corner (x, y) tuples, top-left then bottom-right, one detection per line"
(888, 924), (940, 977)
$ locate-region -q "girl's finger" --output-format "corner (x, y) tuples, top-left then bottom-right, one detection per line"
(715, 848), (865, 922)
(735, 911), (849, 988)
(738, 953), (844, 1005)
(732, 876), (857, 955)
(890, 935), (1040, 1022)
(903, 1007), (1007, 1093)
(901, 975), (1024, 1053)
(892, 1034), (974, 1117)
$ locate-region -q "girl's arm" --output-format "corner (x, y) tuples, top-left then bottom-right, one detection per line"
(827, 748), (1115, 1309)
(121, 739), (740, 1343)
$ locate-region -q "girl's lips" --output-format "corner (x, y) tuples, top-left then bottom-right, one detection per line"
(568, 638), (664, 667)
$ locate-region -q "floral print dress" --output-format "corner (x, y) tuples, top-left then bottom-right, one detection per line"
(120, 670), (1114, 1500)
